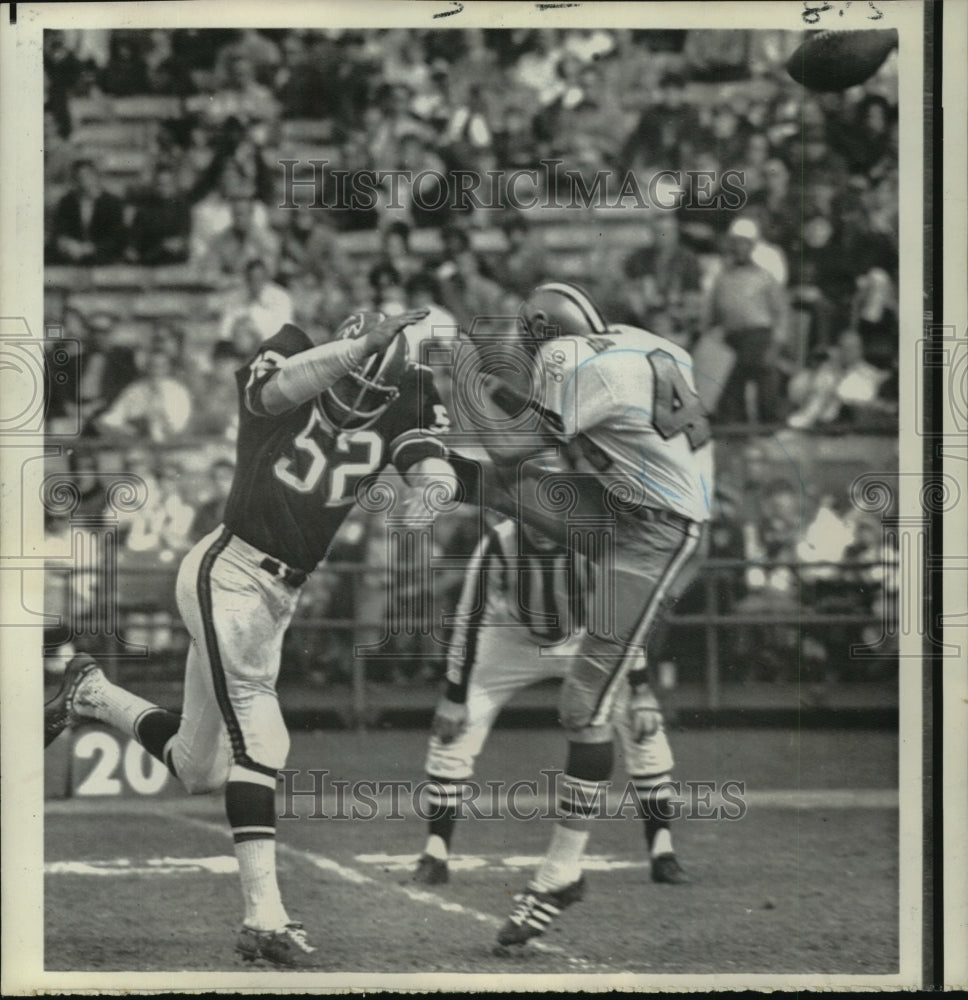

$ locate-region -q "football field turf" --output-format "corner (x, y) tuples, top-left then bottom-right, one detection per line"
(45, 727), (898, 975)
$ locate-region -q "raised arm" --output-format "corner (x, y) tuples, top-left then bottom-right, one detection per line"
(255, 310), (430, 416)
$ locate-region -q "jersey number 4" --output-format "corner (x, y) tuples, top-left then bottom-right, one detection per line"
(647, 349), (711, 451)
(274, 408), (383, 505)
(568, 348), (711, 469)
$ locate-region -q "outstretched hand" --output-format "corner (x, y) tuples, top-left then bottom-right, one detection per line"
(362, 309), (430, 355)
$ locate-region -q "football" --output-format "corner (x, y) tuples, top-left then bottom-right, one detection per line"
(786, 29), (898, 92)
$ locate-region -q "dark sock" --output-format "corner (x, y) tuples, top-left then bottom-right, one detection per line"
(133, 708), (181, 770)
(644, 808), (673, 851)
(634, 779), (676, 852)
(426, 774), (461, 849)
(226, 779), (276, 841)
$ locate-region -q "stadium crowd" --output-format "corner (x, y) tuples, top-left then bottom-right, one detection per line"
(43, 27), (900, 691)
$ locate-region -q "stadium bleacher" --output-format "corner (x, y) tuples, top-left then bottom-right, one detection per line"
(43, 26), (899, 708)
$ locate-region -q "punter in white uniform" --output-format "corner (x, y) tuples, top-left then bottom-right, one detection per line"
(478, 282), (713, 948)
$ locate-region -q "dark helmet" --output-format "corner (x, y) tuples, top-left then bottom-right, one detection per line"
(518, 281), (608, 343)
(322, 310), (409, 430)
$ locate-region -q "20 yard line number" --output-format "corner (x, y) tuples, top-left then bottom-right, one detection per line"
(72, 729), (169, 797)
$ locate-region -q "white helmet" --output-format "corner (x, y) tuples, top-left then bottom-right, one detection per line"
(518, 281), (608, 343)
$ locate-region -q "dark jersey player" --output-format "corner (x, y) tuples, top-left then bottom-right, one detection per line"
(44, 307), (457, 969)
(224, 318), (451, 572)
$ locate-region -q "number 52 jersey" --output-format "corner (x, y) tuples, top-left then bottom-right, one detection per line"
(223, 323), (450, 573)
(534, 325), (715, 523)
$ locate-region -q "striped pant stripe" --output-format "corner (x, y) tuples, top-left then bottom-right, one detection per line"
(589, 523), (701, 728)
(196, 528), (277, 780)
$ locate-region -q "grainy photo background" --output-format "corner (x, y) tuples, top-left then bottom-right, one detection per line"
(0, 2), (941, 991)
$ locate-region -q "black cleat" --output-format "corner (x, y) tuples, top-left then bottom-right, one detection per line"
(496, 876), (586, 947)
(236, 922), (321, 968)
(651, 853), (690, 884)
(44, 653), (101, 747)
(411, 853), (449, 885)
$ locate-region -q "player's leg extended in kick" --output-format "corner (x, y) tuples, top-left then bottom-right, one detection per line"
(496, 517), (703, 948)
(45, 528), (318, 968)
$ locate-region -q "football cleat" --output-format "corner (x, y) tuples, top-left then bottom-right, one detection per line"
(236, 922), (321, 969)
(496, 876), (586, 947)
(44, 653), (102, 747)
(651, 853), (690, 885)
(411, 854), (449, 886)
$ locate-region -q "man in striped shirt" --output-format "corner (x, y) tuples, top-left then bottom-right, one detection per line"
(412, 517), (687, 889)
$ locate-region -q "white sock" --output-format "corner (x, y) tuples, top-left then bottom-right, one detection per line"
(651, 828), (673, 857)
(235, 838), (290, 932)
(532, 823), (589, 892)
(424, 834), (448, 861)
(74, 672), (159, 740)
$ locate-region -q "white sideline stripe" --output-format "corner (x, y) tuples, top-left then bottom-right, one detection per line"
(44, 786), (898, 816)
(172, 814), (603, 972)
(745, 789), (897, 809)
(46, 855), (238, 876)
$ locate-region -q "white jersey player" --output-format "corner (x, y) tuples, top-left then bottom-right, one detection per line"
(481, 282), (713, 949)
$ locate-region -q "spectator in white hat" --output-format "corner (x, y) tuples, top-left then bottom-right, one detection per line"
(701, 216), (788, 423)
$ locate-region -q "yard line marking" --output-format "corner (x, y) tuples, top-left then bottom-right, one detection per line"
(743, 789), (897, 809)
(355, 853), (649, 873)
(172, 813), (607, 972)
(46, 856), (237, 876)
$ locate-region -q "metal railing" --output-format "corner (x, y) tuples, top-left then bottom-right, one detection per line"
(48, 556), (895, 721)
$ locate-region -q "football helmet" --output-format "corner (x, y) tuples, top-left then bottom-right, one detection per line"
(322, 310), (410, 430)
(518, 281), (608, 344)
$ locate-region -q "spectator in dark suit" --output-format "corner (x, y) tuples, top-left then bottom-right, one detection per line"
(98, 33), (150, 96)
(273, 32), (337, 119)
(128, 165), (192, 265)
(48, 160), (127, 265)
(44, 30), (84, 139)
(620, 71), (699, 173)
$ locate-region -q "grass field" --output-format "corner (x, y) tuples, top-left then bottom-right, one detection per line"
(44, 727), (898, 976)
